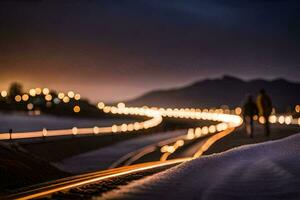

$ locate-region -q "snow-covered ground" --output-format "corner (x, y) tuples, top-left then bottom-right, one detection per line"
(55, 130), (185, 173)
(0, 112), (130, 133)
(100, 132), (300, 200)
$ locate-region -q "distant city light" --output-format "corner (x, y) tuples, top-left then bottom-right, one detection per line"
(74, 93), (81, 100)
(0, 90), (7, 97)
(68, 91), (75, 98)
(235, 107), (242, 115)
(93, 126), (99, 134)
(42, 88), (50, 95)
(73, 105), (80, 113)
(63, 96), (70, 103)
(58, 92), (65, 99)
(42, 128), (47, 136)
(29, 89), (36, 97)
(117, 102), (125, 109)
(269, 115), (277, 123)
(72, 127), (78, 135)
(45, 94), (52, 101)
(296, 105), (300, 113)
(22, 94), (29, 101)
(35, 88), (42, 95)
(278, 116), (285, 124)
(97, 102), (105, 109)
(15, 95), (21, 102)
(285, 116), (292, 125)
(258, 116), (266, 124)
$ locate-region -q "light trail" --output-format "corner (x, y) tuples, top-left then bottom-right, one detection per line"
(99, 104), (243, 162)
(0, 105), (163, 140)
(5, 158), (191, 200)
(4, 127), (238, 200)
(7, 104), (300, 200)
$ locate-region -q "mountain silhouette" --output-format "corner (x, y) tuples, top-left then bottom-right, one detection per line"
(126, 75), (300, 112)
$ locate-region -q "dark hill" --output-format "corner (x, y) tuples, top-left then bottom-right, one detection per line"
(127, 75), (300, 112)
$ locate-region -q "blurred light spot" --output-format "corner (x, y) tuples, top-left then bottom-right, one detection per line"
(15, 95), (21, 102)
(22, 94), (29, 101)
(42, 88), (50, 95)
(74, 93), (81, 100)
(68, 91), (75, 98)
(63, 96), (70, 103)
(29, 89), (36, 97)
(27, 103), (34, 110)
(73, 105), (80, 113)
(1, 90), (7, 97)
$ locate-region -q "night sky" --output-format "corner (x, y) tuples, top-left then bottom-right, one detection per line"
(0, 0), (299, 102)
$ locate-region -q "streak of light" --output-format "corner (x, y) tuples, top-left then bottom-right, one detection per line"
(8, 158), (190, 200)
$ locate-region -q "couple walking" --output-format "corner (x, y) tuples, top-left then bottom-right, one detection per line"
(243, 89), (272, 138)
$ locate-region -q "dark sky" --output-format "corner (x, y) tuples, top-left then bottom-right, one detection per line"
(0, 0), (299, 102)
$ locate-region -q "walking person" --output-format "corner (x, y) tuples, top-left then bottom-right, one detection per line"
(242, 95), (258, 138)
(256, 89), (273, 136)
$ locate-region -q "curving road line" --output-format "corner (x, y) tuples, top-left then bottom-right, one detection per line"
(3, 102), (299, 199)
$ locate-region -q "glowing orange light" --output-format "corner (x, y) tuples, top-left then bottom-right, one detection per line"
(68, 91), (75, 98)
(58, 92), (65, 99)
(35, 88), (42, 95)
(258, 116), (266, 124)
(72, 127), (78, 135)
(42, 88), (49, 95)
(15, 95), (21, 102)
(97, 102), (105, 109)
(22, 94), (29, 101)
(45, 94), (52, 101)
(285, 116), (292, 125)
(295, 105), (300, 113)
(42, 128), (47, 136)
(111, 125), (118, 133)
(1, 90), (7, 97)
(235, 107), (242, 115)
(93, 126), (99, 134)
(29, 89), (36, 97)
(74, 94), (81, 100)
(63, 96), (70, 103)
(117, 102), (126, 109)
(278, 116), (285, 124)
(73, 105), (80, 113)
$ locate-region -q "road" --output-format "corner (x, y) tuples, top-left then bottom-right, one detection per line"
(2, 103), (299, 199)
(4, 128), (236, 200)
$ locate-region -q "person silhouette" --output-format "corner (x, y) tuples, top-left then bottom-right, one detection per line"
(256, 89), (273, 136)
(242, 95), (258, 138)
